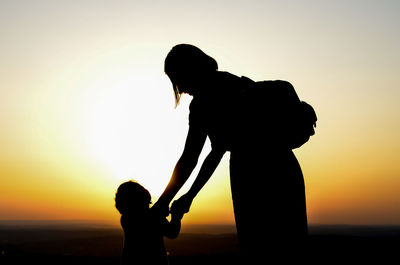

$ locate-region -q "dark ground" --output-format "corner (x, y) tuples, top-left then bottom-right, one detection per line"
(0, 223), (399, 264)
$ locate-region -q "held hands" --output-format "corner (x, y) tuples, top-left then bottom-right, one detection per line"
(170, 201), (185, 220)
(171, 193), (194, 216)
(152, 193), (194, 219)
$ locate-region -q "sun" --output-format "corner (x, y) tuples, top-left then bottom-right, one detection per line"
(75, 62), (193, 198)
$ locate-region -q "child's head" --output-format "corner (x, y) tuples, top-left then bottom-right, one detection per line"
(115, 181), (152, 215)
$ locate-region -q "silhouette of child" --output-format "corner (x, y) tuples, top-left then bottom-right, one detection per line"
(115, 181), (184, 265)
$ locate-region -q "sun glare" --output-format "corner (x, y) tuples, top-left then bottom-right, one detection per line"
(74, 62), (187, 198)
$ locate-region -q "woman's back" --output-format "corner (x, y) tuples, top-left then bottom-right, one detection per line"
(189, 71), (287, 151)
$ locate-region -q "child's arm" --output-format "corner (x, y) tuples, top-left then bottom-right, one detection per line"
(163, 201), (184, 239)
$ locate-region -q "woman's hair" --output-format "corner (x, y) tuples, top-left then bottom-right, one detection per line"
(115, 180), (151, 214)
(164, 44), (218, 107)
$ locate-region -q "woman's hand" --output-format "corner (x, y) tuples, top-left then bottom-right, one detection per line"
(172, 193), (194, 214)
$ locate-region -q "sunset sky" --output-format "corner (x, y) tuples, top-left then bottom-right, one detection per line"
(1, 0), (399, 226)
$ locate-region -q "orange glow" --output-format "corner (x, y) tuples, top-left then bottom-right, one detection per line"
(1, 1), (400, 227)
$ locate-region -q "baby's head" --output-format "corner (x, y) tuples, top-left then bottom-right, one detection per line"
(115, 181), (152, 215)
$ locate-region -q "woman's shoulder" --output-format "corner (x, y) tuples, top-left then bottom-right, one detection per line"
(189, 96), (201, 112)
(215, 71), (242, 83)
(214, 71), (251, 92)
(189, 71), (244, 110)
(188, 96), (206, 127)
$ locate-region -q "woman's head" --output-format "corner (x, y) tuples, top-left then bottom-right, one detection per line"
(115, 180), (152, 215)
(164, 44), (218, 107)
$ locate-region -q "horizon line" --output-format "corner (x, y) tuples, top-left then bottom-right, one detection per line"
(0, 219), (400, 227)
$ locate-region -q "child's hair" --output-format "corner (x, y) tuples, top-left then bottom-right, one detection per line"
(115, 180), (152, 214)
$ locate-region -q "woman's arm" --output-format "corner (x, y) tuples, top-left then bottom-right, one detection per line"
(161, 148), (225, 237)
(173, 147), (226, 213)
(152, 125), (207, 215)
(187, 148), (225, 198)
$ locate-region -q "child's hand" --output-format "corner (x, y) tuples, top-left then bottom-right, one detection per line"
(170, 200), (185, 220)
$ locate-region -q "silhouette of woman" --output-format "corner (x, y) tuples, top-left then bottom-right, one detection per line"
(153, 44), (308, 257)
